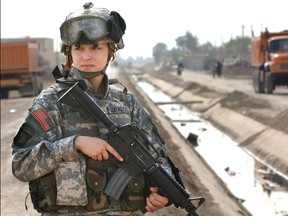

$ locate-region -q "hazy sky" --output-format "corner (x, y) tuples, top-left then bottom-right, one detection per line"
(2, 0), (287, 59)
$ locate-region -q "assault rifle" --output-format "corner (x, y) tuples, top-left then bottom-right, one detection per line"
(58, 79), (205, 216)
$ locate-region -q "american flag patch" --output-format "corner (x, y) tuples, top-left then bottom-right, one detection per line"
(32, 108), (54, 131)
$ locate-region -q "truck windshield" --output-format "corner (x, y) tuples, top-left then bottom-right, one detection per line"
(270, 39), (288, 52)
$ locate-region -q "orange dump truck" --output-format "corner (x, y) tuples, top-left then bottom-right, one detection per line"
(1, 40), (43, 99)
(251, 28), (288, 94)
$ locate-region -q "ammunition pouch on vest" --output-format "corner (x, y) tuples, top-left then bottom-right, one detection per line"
(118, 172), (146, 211)
(29, 159), (148, 213)
(86, 158), (146, 211)
(85, 159), (110, 211)
(29, 172), (62, 213)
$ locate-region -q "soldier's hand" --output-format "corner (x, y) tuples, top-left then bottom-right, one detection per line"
(145, 187), (169, 212)
(74, 136), (123, 161)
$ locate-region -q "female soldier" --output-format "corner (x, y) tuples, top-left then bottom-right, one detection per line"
(12, 2), (171, 215)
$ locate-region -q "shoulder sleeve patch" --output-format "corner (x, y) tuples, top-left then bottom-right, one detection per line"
(13, 126), (32, 148)
(32, 108), (55, 131)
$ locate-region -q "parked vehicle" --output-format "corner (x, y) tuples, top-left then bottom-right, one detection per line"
(1, 40), (43, 99)
(251, 28), (288, 94)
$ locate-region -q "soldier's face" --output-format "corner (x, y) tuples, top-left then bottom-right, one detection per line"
(71, 42), (109, 72)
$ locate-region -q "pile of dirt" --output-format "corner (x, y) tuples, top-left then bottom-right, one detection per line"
(218, 91), (288, 134)
(149, 68), (288, 134)
(269, 109), (288, 133)
(219, 91), (273, 124)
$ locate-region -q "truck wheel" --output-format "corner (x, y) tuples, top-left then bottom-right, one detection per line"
(266, 75), (273, 94)
(19, 73), (42, 97)
(253, 71), (265, 93)
(0, 90), (9, 99)
(34, 72), (43, 95)
(38, 83), (43, 94)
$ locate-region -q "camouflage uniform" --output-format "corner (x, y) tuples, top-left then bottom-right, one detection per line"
(12, 67), (172, 216)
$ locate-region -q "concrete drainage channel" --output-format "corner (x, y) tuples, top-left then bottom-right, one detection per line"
(132, 77), (288, 216)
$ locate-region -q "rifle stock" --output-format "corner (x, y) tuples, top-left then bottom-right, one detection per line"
(58, 81), (205, 216)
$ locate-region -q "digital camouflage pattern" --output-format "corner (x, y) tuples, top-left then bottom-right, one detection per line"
(12, 66), (172, 215)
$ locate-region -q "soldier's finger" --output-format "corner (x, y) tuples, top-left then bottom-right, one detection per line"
(102, 150), (109, 160)
(97, 154), (103, 161)
(106, 145), (123, 161)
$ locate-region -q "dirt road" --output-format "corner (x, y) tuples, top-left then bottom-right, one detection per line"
(1, 66), (287, 216)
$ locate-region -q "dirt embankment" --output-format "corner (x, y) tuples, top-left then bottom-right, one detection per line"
(140, 67), (288, 180)
(118, 65), (288, 216)
(117, 67), (253, 216)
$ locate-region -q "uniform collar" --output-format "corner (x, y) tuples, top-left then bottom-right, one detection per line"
(68, 66), (110, 99)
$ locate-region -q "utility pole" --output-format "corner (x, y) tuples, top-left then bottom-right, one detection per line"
(241, 24), (245, 37)
(251, 25), (254, 37)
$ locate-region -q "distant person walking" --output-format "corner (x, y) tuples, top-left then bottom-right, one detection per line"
(216, 61), (223, 77)
(177, 62), (184, 76)
(212, 60), (222, 78)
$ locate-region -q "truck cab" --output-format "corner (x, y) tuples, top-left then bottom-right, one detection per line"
(252, 29), (288, 94)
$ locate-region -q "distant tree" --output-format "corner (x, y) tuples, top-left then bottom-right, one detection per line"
(175, 35), (186, 51)
(185, 31), (199, 52)
(153, 43), (167, 63)
(165, 48), (180, 62)
(175, 31), (199, 53)
(152, 32), (252, 69)
(198, 42), (214, 53)
(221, 36), (251, 59)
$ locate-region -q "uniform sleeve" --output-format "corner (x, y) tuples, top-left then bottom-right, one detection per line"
(11, 88), (80, 182)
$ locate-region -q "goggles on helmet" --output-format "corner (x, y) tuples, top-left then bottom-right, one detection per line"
(60, 16), (109, 45)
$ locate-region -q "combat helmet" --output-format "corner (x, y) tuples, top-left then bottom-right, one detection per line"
(60, 2), (126, 55)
